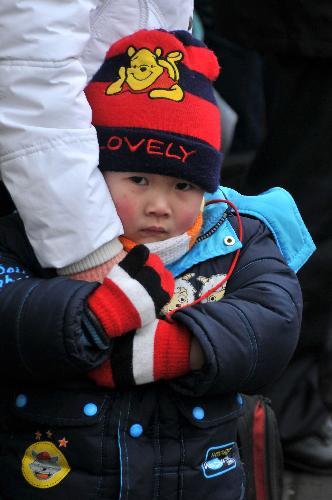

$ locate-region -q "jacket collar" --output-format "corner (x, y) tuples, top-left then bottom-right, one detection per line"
(168, 186), (315, 277)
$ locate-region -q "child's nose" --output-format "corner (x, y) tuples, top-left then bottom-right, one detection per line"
(145, 197), (171, 217)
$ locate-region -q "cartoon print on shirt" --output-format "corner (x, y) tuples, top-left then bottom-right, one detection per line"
(196, 274), (227, 303)
(163, 273), (196, 313)
(162, 272), (228, 314)
(105, 45), (184, 101)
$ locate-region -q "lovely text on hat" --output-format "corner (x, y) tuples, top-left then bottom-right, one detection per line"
(100, 136), (197, 164)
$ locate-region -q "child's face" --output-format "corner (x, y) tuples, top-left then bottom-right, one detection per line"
(104, 172), (204, 243)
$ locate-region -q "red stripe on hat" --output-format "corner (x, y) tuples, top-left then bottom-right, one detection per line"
(181, 45), (220, 81)
(86, 82), (221, 149)
(105, 30), (219, 81)
(106, 30), (220, 80)
(106, 30), (185, 59)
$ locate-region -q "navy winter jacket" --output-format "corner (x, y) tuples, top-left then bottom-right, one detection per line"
(0, 203), (302, 499)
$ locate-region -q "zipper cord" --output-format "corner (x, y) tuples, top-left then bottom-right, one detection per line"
(166, 199), (243, 322)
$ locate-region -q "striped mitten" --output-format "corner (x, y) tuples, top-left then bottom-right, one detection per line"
(89, 318), (191, 388)
(87, 245), (174, 338)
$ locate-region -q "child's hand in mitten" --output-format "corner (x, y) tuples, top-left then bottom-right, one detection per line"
(87, 245), (175, 338)
(88, 318), (191, 388)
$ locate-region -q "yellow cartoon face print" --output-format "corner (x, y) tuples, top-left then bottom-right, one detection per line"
(22, 441), (70, 489)
(126, 48), (164, 90)
(106, 45), (184, 101)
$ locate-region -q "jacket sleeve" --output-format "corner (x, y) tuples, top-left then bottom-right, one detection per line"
(0, 217), (109, 383)
(172, 216), (303, 397)
(0, 0), (193, 269)
(0, 0), (122, 269)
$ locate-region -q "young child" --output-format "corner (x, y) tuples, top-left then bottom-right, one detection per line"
(0, 30), (314, 499)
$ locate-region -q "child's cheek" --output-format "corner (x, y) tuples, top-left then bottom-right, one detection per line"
(115, 198), (138, 227)
(178, 207), (199, 232)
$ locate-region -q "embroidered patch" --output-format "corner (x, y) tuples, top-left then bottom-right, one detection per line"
(105, 45), (184, 102)
(201, 442), (237, 479)
(22, 441), (70, 489)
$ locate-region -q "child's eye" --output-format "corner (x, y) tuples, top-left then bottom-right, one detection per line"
(129, 176), (147, 185)
(176, 182), (193, 191)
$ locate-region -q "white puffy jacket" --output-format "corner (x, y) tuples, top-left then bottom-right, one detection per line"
(0, 0), (193, 268)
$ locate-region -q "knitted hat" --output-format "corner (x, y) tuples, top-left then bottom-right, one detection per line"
(85, 29), (222, 192)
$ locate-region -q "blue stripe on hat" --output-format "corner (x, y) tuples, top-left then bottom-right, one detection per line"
(91, 53), (130, 83)
(178, 64), (217, 104)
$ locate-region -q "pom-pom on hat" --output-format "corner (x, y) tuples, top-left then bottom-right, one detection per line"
(85, 29), (222, 192)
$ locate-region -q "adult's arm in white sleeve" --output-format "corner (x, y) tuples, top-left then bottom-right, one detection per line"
(0, 0), (123, 268)
(0, 0), (193, 269)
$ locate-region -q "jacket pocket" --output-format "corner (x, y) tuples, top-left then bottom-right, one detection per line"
(0, 386), (118, 500)
(159, 393), (246, 500)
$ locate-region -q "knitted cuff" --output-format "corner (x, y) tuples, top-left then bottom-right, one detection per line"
(57, 239), (123, 276)
(68, 249), (127, 282)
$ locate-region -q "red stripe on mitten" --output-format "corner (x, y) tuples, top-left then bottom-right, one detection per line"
(88, 320), (191, 389)
(153, 320), (191, 380)
(88, 279), (141, 337)
(109, 319), (191, 386)
(87, 245), (174, 338)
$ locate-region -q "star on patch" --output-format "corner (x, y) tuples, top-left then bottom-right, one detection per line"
(35, 430), (42, 441)
(46, 430), (53, 438)
(58, 437), (69, 448)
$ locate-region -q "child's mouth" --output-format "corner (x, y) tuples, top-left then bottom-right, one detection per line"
(140, 227), (167, 235)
